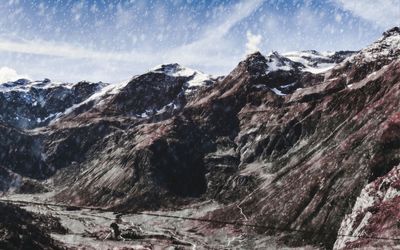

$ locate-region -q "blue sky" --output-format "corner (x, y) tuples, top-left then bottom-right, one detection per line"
(0, 0), (399, 82)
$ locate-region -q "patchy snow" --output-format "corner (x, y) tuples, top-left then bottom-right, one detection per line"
(345, 64), (389, 90)
(321, 51), (336, 57)
(254, 82), (294, 96)
(150, 63), (213, 93)
(155, 101), (178, 115)
(135, 101), (181, 119)
(305, 64), (335, 74)
(334, 165), (400, 249)
(0, 79), (73, 92)
(284, 51), (337, 74)
(265, 51), (297, 72)
(280, 82), (297, 88)
(49, 78), (131, 124)
(345, 28), (400, 65)
(267, 58), (292, 71)
(383, 186), (400, 201)
(0, 78), (104, 113)
(270, 88), (286, 96)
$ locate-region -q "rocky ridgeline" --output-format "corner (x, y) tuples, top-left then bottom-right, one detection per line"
(0, 79), (106, 129)
(0, 27), (400, 249)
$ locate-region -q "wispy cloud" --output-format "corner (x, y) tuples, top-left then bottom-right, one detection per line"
(245, 31), (262, 54)
(162, 0), (264, 68)
(0, 0), (264, 81)
(202, 0), (264, 40)
(0, 0), (390, 82)
(334, 0), (400, 28)
(0, 38), (154, 63)
(0, 66), (29, 83)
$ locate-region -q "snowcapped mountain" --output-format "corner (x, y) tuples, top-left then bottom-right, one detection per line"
(0, 53), (351, 130)
(351, 26), (400, 64)
(0, 64), (216, 128)
(330, 26), (400, 83)
(49, 63), (218, 123)
(284, 50), (356, 74)
(264, 51), (305, 72)
(1, 27), (400, 250)
(149, 63), (215, 94)
(0, 79), (106, 129)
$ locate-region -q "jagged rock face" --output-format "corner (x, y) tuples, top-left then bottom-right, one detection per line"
(52, 117), (209, 210)
(1, 27), (400, 249)
(48, 50), (341, 212)
(329, 27), (400, 83)
(104, 72), (187, 117)
(334, 164), (400, 249)
(329, 51), (358, 63)
(0, 79), (105, 129)
(285, 50), (357, 71)
(208, 59), (400, 248)
(55, 64), (216, 123)
(229, 51), (305, 87)
(103, 63), (216, 120)
(0, 124), (48, 180)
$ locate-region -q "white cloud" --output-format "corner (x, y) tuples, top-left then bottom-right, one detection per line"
(245, 31), (262, 54)
(203, 0), (264, 40)
(0, 67), (29, 83)
(164, 0), (264, 67)
(0, 38), (155, 63)
(0, 0), (264, 81)
(334, 0), (400, 28)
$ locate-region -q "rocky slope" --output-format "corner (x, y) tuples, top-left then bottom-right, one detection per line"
(0, 27), (400, 249)
(0, 202), (65, 250)
(0, 79), (106, 129)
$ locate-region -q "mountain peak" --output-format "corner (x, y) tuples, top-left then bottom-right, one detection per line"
(234, 52), (268, 77)
(266, 51), (305, 72)
(150, 63), (184, 75)
(149, 63), (210, 80)
(383, 26), (400, 38)
(148, 63), (214, 95)
(245, 51), (265, 60)
(235, 51), (305, 81)
(352, 26), (400, 63)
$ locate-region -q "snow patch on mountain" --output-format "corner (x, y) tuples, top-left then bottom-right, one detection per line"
(0, 78), (75, 92)
(334, 164), (400, 249)
(265, 51), (302, 72)
(50, 78), (131, 123)
(270, 88), (286, 96)
(0, 78), (106, 128)
(346, 27), (400, 64)
(284, 51), (337, 74)
(150, 63), (214, 93)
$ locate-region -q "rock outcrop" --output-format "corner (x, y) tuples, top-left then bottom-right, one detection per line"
(0, 202), (65, 250)
(0, 79), (105, 129)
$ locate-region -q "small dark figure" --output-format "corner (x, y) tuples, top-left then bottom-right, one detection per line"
(110, 222), (121, 240)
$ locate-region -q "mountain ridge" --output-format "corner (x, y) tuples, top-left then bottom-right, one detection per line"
(1, 27), (400, 249)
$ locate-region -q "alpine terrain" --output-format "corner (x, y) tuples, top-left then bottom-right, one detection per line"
(1, 27), (400, 249)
